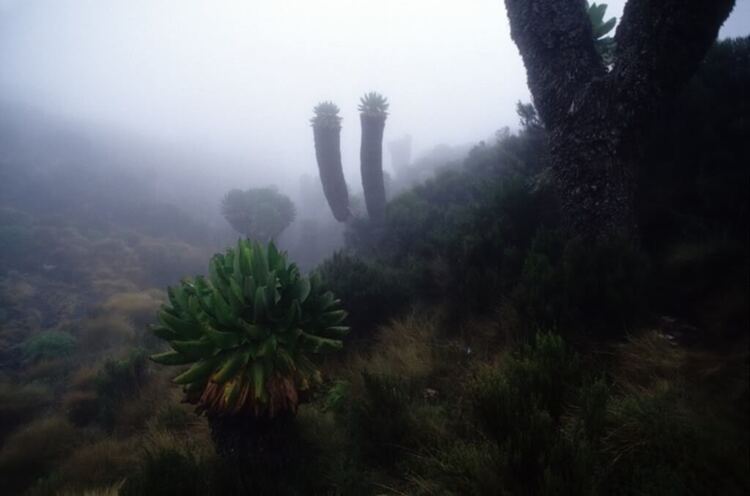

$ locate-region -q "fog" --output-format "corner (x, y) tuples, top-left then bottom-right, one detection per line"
(0, 0), (748, 255)
(2, 1), (747, 182)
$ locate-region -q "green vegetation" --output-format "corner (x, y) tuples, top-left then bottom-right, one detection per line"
(0, 35), (747, 496)
(150, 239), (348, 417)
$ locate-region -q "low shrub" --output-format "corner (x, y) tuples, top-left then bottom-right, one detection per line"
(78, 314), (136, 351)
(95, 349), (149, 431)
(514, 233), (650, 336)
(350, 371), (416, 467)
(120, 430), (220, 496)
(21, 330), (77, 362)
(0, 416), (78, 494)
(100, 290), (164, 328)
(62, 390), (100, 426)
(317, 251), (413, 339)
(44, 438), (137, 493)
(0, 381), (53, 441)
(468, 332), (593, 495)
(120, 446), (213, 496)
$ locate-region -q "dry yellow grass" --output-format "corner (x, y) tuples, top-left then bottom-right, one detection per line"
(351, 311), (438, 382)
(100, 290), (165, 327)
(77, 315), (136, 350)
(615, 330), (686, 390)
(52, 438), (137, 491)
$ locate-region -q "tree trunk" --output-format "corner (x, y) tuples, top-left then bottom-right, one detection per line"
(313, 125), (350, 222)
(360, 114), (387, 223)
(504, 0), (735, 240)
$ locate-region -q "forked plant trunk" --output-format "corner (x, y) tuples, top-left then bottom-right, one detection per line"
(504, 0), (735, 241)
(360, 113), (387, 223)
(313, 125), (350, 222)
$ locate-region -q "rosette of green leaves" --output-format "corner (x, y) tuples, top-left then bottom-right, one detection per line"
(358, 92), (389, 117)
(310, 101), (342, 129)
(150, 240), (348, 415)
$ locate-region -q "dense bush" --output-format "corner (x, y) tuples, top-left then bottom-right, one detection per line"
(513, 232), (651, 336)
(120, 445), (215, 496)
(95, 350), (149, 431)
(317, 251), (413, 338)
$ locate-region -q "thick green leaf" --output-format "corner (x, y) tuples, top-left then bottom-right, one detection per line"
(299, 332), (343, 353)
(594, 17), (616, 39)
(320, 309), (347, 326)
(151, 325), (178, 341)
(251, 361), (265, 399)
(209, 254), (226, 290)
(243, 276), (257, 302)
(159, 311), (199, 338)
(277, 327), (302, 346)
(251, 242), (269, 284)
(238, 320), (265, 340)
(282, 299), (301, 330)
(239, 242), (252, 277)
(254, 286), (267, 322)
(211, 291), (235, 325)
(205, 327), (242, 348)
(173, 358), (217, 385)
(257, 335), (277, 357)
(170, 339), (215, 358)
(275, 348), (296, 373)
(212, 350), (250, 384)
(223, 380), (241, 408)
(267, 242), (284, 272)
(588, 2), (605, 26)
(150, 350), (193, 365)
(292, 277), (311, 303)
(229, 278), (245, 306)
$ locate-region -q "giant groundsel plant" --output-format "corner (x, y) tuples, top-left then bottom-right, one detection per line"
(359, 91), (389, 223)
(311, 101), (351, 222)
(150, 239), (348, 418)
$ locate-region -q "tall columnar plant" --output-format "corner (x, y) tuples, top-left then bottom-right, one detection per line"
(150, 240), (348, 483)
(311, 102), (351, 222)
(359, 92), (389, 223)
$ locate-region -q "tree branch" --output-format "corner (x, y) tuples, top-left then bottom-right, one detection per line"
(505, 0), (606, 129)
(611, 0), (735, 124)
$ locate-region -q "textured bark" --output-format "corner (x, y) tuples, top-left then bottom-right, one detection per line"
(505, 0), (735, 240)
(313, 125), (350, 222)
(360, 114), (387, 223)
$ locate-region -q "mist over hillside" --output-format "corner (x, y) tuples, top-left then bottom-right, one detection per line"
(0, 1), (748, 495)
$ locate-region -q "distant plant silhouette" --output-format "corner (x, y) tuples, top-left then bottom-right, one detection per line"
(311, 102), (350, 222)
(359, 92), (389, 223)
(221, 187), (295, 242)
(310, 93), (390, 223)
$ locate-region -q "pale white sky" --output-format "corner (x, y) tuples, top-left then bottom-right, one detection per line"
(0, 0), (747, 187)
